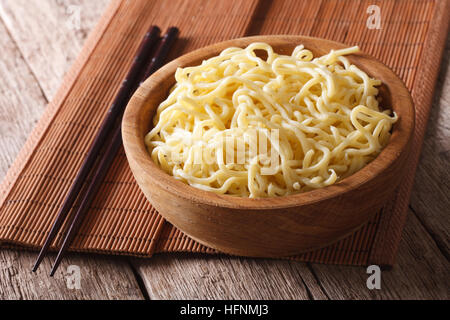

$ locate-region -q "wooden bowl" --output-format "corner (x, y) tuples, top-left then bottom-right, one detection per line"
(122, 35), (414, 257)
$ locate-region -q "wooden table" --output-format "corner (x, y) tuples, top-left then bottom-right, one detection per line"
(0, 0), (448, 300)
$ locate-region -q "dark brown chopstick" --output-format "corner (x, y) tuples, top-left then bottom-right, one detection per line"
(32, 25), (161, 273)
(142, 27), (179, 79)
(49, 27), (179, 276)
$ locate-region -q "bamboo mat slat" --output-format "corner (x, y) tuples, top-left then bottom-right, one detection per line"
(0, 0), (448, 266)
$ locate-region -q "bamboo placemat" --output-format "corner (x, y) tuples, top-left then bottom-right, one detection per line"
(0, 0), (448, 266)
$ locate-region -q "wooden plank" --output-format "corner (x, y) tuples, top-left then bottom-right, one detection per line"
(0, 0), (144, 300)
(133, 208), (449, 300)
(133, 254), (327, 300)
(0, 18), (47, 181)
(409, 36), (450, 259)
(0, 249), (144, 300)
(0, 0), (109, 100)
(0, 0), (448, 300)
(309, 209), (450, 300)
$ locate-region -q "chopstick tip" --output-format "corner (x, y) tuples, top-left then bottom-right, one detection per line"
(168, 26), (179, 37)
(49, 266), (57, 277)
(49, 249), (65, 277)
(32, 256), (43, 272)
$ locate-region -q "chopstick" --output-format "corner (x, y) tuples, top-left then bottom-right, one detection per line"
(32, 25), (162, 273)
(31, 25), (173, 273)
(47, 27), (179, 276)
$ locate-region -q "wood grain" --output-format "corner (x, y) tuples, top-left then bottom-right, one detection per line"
(410, 36), (450, 259)
(0, 249), (144, 300)
(0, 0), (108, 100)
(132, 253), (328, 300)
(0, 0), (448, 300)
(134, 209), (449, 300)
(0, 0), (144, 300)
(309, 209), (449, 300)
(0, 19), (47, 181)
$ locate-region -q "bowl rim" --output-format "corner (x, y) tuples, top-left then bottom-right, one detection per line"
(122, 35), (415, 210)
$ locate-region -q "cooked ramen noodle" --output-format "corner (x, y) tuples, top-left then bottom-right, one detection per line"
(145, 43), (397, 198)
